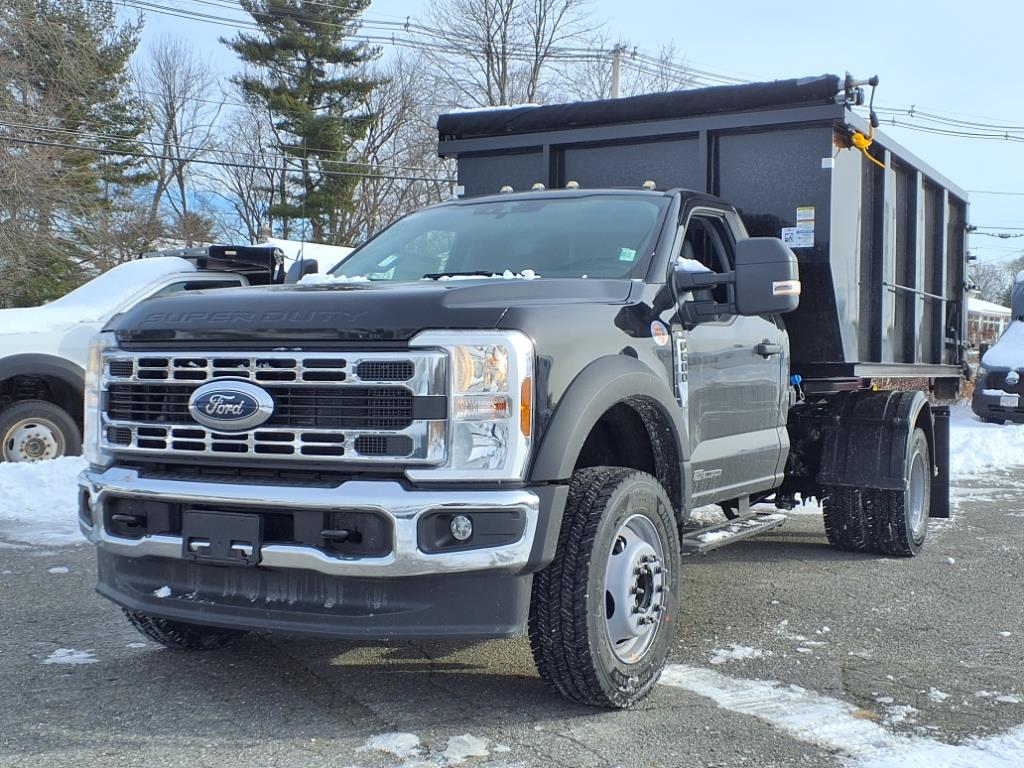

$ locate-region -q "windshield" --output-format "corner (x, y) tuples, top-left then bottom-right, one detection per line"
(330, 195), (668, 282)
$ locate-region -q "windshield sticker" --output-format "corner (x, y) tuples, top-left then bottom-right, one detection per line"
(618, 248), (637, 262)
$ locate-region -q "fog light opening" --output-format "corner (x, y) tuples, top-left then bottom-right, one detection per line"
(449, 514), (473, 542)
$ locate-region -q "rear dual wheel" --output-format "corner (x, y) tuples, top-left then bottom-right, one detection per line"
(822, 427), (930, 557)
(529, 467), (681, 708)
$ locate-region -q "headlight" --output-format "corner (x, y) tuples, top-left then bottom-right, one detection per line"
(83, 332), (117, 467)
(409, 330), (534, 481)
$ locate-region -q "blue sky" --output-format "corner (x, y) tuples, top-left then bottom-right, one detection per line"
(128, 0), (1024, 267)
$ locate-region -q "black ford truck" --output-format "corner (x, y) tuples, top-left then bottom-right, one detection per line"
(79, 75), (968, 708)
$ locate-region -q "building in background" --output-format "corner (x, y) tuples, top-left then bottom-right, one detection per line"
(967, 294), (1012, 347)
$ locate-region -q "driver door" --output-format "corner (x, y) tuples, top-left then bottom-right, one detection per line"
(675, 209), (787, 506)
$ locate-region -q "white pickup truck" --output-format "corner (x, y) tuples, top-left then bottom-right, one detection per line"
(0, 243), (348, 462)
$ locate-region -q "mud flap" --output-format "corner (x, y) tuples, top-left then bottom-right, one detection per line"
(929, 405), (951, 518)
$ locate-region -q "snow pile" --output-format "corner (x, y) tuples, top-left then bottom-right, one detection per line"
(358, 733), (422, 760)
(0, 457), (86, 546)
(661, 664), (1024, 768)
(950, 406), (1024, 476)
(709, 644), (767, 665)
(298, 273), (371, 285)
(981, 321), (1024, 368)
(427, 269), (542, 281)
(43, 649), (97, 665)
(441, 734), (491, 765)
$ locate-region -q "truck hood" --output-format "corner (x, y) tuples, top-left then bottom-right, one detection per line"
(108, 278), (635, 343)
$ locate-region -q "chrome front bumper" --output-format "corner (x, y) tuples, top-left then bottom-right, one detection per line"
(79, 466), (540, 577)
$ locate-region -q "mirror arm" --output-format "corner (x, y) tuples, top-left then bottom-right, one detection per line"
(673, 269), (735, 291)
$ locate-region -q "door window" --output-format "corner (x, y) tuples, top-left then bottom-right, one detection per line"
(682, 214), (735, 305)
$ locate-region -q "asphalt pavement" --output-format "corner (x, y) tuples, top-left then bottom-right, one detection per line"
(2, 471), (1022, 768)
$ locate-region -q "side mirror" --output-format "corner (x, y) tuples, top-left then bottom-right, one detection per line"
(734, 238), (800, 315)
(284, 259), (319, 284)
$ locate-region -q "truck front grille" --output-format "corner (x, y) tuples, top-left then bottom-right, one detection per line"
(100, 350), (447, 465)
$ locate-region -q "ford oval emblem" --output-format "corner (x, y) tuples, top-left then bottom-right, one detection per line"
(188, 380), (274, 432)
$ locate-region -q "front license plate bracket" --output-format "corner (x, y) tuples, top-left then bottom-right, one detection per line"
(182, 511), (262, 566)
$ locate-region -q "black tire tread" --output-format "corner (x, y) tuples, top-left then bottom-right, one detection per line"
(529, 466), (674, 708)
(123, 609), (247, 650)
(822, 486), (868, 552)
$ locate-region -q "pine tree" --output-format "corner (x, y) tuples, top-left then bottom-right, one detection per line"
(225, 1), (382, 243)
(0, 0), (151, 305)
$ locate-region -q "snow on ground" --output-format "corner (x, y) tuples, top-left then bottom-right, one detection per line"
(43, 649), (97, 665)
(0, 457), (86, 546)
(357, 732), (497, 766)
(949, 405), (1024, 476)
(709, 644), (768, 665)
(661, 664), (1024, 768)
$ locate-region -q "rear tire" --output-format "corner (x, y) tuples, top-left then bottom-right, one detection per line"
(822, 428), (931, 557)
(0, 399), (81, 462)
(863, 428), (931, 557)
(529, 467), (681, 708)
(124, 609), (248, 650)
(822, 487), (869, 552)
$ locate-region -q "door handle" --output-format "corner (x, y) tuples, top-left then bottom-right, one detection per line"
(756, 341), (783, 358)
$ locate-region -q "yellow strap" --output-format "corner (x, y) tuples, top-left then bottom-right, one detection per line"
(851, 126), (886, 170)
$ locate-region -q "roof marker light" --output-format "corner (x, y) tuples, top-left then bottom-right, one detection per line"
(499, 185), (514, 193)
(642, 180), (657, 190)
(531, 182), (546, 190)
(565, 180), (580, 189)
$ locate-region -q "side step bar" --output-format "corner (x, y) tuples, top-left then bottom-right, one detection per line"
(681, 512), (787, 555)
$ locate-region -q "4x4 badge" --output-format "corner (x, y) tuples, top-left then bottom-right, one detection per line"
(188, 380), (274, 432)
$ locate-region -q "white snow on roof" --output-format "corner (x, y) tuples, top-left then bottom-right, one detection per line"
(969, 296), (1012, 316)
(264, 237), (353, 272)
(443, 103), (541, 115)
(981, 321), (1024, 369)
(0, 257), (195, 334)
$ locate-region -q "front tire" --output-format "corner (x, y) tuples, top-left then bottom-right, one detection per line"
(0, 399), (81, 462)
(124, 609), (248, 650)
(529, 467), (681, 708)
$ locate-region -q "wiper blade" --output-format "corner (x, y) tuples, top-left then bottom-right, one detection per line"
(421, 270), (498, 280)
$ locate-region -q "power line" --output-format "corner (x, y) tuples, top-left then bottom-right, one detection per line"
(969, 190), (1024, 196)
(0, 112), (451, 176)
(0, 134), (453, 183)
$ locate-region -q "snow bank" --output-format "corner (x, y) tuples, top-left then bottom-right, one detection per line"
(0, 457), (86, 546)
(950, 405), (1024, 476)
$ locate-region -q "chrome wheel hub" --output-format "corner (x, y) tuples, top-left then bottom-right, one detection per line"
(604, 513), (667, 664)
(3, 419), (64, 462)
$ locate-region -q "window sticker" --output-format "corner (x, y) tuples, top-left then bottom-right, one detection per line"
(618, 247), (637, 262)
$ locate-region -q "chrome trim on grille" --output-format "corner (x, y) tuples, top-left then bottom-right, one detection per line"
(79, 466), (539, 577)
(100, 350), (447, 464)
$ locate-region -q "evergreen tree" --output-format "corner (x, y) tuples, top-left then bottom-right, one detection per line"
(224, 0), (381, 243)
(0, 0), (151, 306)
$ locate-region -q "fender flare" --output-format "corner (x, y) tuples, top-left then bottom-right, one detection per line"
(816, 389), (935, 493)
(0, 353), (86, 400)
(530, 355), (689, 483)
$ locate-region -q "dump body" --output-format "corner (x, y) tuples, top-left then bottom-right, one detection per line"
(437, 75), (970, 382)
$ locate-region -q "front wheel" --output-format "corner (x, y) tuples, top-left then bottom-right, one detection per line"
(529, 467), (681, 708)
(0, 399), (81, 462)
(124, 610), (248, 650)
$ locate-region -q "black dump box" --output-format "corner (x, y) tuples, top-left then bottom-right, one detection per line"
(437, 75), (970, 382)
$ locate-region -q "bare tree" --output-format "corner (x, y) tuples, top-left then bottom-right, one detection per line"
(425, 0), (596, 107)
(337, 53), (455, 244)
(970, 261), (1016, 306)
(562, 36), (693, 100)
(213, 103), (285, 243)
(137, 35), (223, 244)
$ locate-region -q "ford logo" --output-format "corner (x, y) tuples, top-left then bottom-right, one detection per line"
(188, 380), (274, 432)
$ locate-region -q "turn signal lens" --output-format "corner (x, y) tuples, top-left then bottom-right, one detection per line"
(520, 376), (533, 437)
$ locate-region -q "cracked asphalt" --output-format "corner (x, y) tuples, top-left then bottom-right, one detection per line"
(2, 470), (1022, 768)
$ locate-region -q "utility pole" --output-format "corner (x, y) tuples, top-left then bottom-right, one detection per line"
(610, 43), (626, 98)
